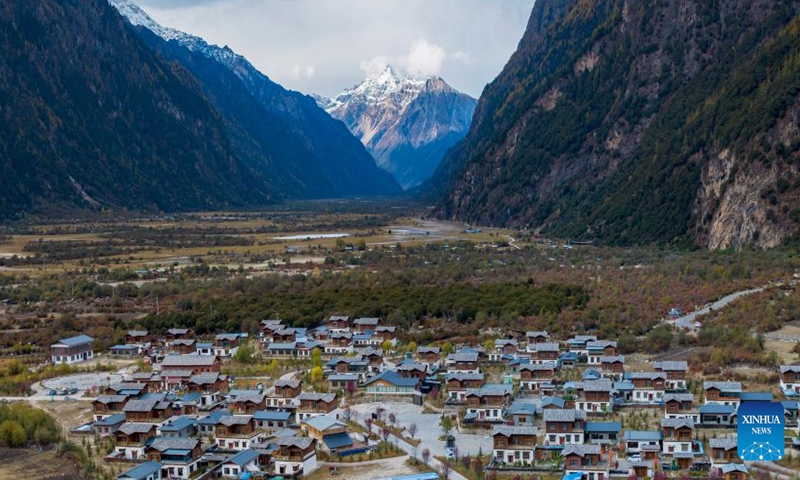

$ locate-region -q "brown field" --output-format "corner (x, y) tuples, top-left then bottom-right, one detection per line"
(0, 448), (83, 480)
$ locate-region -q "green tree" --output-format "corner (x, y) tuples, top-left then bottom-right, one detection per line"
(441, 342), (454, 356)
(310, 366), (324, 382)
(233, 343), (255, 364)
(0, 420), (27, 447)
(407, 341), (418, 354)
(441, 415), (453, 437)
(311, 348), (323, 369)
(381, 340), (393, 353)
(483, 339), (495, 353)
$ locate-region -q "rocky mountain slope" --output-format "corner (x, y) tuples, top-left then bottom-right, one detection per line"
(319, 66), (476, 189)
(430, 0), (800, 249)
(110, 0), (401, 198)
(0, 0), (274, 219)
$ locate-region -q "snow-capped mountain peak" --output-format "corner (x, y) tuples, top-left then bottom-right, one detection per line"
(317, 67), (477, 189)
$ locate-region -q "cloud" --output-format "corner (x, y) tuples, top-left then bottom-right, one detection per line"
(359, 55), (391, 76)
(451, 50), (471, 65)
(290, 64), (316, 79)
(402, 39), (447, 78)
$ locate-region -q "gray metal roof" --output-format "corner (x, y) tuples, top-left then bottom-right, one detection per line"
(160, 354), (218, 367)
(563, 444), (601, 456)
(663, 393), (694, 402)
(492, 425), (538, 436)
(709, 437), (737, 450)
(53, 334), (93, 347)
(543, 409), (586, 422)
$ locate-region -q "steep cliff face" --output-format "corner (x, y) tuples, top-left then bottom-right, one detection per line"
(430, 0), (800, 249)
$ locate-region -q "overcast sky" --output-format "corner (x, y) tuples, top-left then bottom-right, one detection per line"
(135, 0), (536, 98)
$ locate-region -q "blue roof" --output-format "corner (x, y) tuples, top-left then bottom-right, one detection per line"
(782, 401), (799, 410)
(700, 404), (735, 414)
(162, 448), (191, 456)
(196, 342), (213, 348)
(614, 381), (634, 391)
(559, 352), (579, 360)
(322, 432), (354, 450)
(624, 430), (662, 441)
(583, 369), (601, 380)
(94, 413), (125, 427)
(160, 417), (196, 432)
(365, 370), (418, 388)
(540, 396), (566, 409)
(224, 449), (259, 467)
(118, 461), (162, 480)
(564, 472), (584, 480)
(56, 334), (93, 347)
(585, 422), (622, 433)
(508, 403), (536, 415)
(180, 392), (202, 402)
(254, 410), (292, 421)
(740, 392), (773, 402)
(198, 409), (231, 425)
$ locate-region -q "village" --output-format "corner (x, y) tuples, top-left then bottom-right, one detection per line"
(35, 314), (800, 480)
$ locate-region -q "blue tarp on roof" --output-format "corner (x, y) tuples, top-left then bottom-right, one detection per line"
(564, 472), (584, 480)
(118, 460), (162, 480)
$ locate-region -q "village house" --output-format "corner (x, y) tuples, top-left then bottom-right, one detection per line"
(51, 334), (94, 365)
(268, 379), (302, 408)
(352, 317), (379, 333)
(699, 404), (736, 426)
(780, 365), (800, 395)
(586, 341), (617, 365)
(464, 384), (513, 423)
(531, 343), (560, 364)
(117, 460), (163, 480)
(110, 345), (142, 357)
(709, 437), (738, 465)
(662, 418), (695, 469)
(492, 425), (538, 466)
(447, 351), (480, 373)
(327, 332), (353, 354)
(654, 361), (689, 390)
(266, 342), (298, 357)
(543, 409), (586, 445)
(585, 421), (621, 445)
(94, 413), (125, 437)
(489, 339), (519, 362)
(228, 392), (266, 414)
(159, 355), (220, 374)
(783, 400), (799, 426)
(563, 444), (608, 480)
(599, 356), (625, 379)
(219, 449), (261, 479)
(567, 335), (598, 357)
(165, 328), (192, 342)
(254, 410), (292, 430)
(114, 423), (158, 460)
(704, 381), (742, 406)
(296, 393), (337, 423)
(214, 334), (240, 357)
(519, 362), (556, 392)
(525, 331), (549, 345)
(159, 370), (193, 391)
(272, 328), (298, 343)
(169, 339), (196, 355)
(356, 347), (385, 372)
(417, 346), (441, 368)
(196, 342), (214, 356)
(446, 372), (484, 402)
(629, 372), (666, 404)
(664, 393), (698, 422)
(507, 402), (536, 426)
(328, 373), (359, 393)
(364, 370), (419, 397)
(326, 356), (369, 381)
(93, 395), (129, 421)
(301, 415), (355, 454)
(624, 430), (663, 459)
(215, 416), (265, 451)
(123, 399), (173, 424)
(197, 409), (231, 436)
(326, 315), (350, 332)
(396, 362), (428, 381)
(158, 417), (197, 439)
(106, 382), (149, 397)
(720, 463), (749, 480)
(125, 330), (152, 344)
(273, 436), (318, 477)
(145, 438), (203, 479)
(575, 379), (614, 414)
(186, 372), (227, 406)
(375, 325), (397, 342)
(259, 319), (284, 337)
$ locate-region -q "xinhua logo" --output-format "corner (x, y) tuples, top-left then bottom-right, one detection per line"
(737, 402), (784, 461)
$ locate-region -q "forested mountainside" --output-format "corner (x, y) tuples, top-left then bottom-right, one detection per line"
(430, 0), (800, 249)
(0, 0), (273, 218)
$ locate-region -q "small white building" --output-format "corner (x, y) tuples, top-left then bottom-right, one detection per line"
(51, 334), (94, 365)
